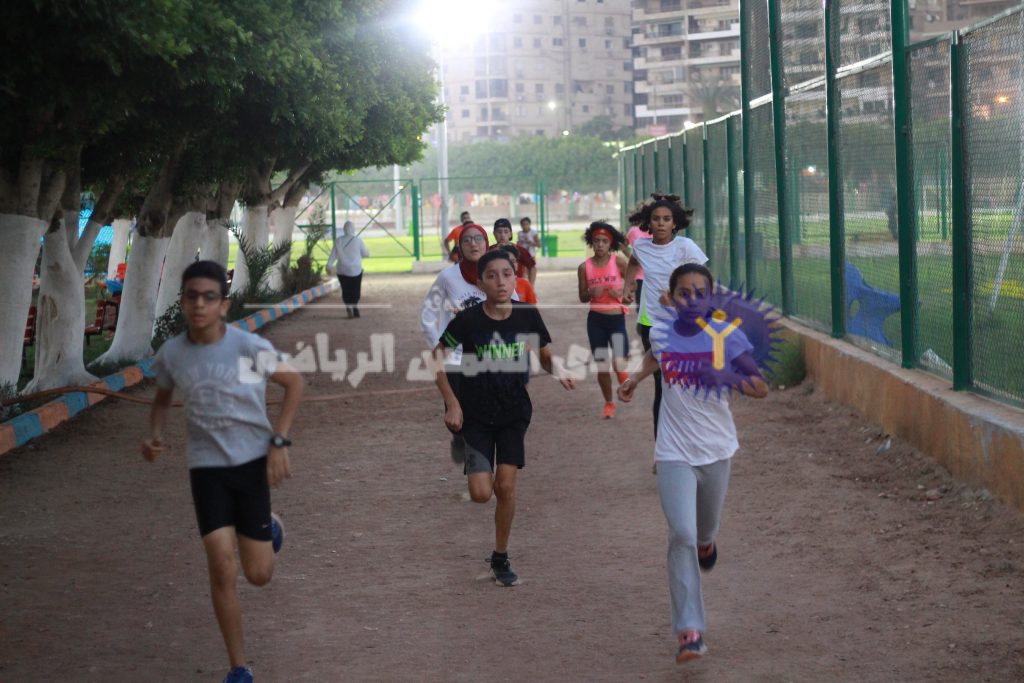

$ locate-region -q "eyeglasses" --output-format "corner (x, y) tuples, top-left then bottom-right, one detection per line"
(461, 235), (487, 245)
(183, 291), (223, 303)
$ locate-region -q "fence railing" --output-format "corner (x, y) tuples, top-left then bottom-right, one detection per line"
(618, 0), (1024, 408)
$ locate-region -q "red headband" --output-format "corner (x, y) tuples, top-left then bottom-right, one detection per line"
(592, 227), (614, 243)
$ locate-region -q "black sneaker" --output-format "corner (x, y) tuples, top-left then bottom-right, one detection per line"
(698, 543), (717, 572)
(489, 555), (521, 587)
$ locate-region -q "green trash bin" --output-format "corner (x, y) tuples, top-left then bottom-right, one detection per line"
(541, 234), (558, 257)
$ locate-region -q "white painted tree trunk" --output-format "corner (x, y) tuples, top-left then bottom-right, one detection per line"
(23, 228), (97, 393)
(106, 219), (132, 279)
(0, 213), (48, 387)
(229, 204), (269, 294)
(95, 235), (169, 365)
(153, 211), (207, 323)
(267, 206), (295, 291)
(201, 217), (231, 267)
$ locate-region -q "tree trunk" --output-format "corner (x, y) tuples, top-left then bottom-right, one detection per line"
(95, 234), (169, 365)
(106, 219), (131, 279)
(266, 205), (295, 291)
(23, 226), (97, 393)
(0, 213), (48, 387)
(201, 217), (230, 267)
(153, 211), (207, 322)
(229, 204), (269, 294)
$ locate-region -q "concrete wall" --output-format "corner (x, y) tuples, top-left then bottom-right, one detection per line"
(786, 319), (1024, 511)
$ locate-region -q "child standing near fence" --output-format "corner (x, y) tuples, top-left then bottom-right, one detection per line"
(142, 260), (304, 683)
(619, 263), (767, 664)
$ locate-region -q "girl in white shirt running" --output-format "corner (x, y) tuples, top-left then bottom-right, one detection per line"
(619, 263), (768, 665)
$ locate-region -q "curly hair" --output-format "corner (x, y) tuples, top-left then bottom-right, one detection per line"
(638, 193), (694, 234)
(582, 221), (626, 251)
(627, 200), (652, 231)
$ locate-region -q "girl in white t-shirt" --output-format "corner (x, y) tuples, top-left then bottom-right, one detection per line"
(619, 263), (768, 665)
(622, 195), (708, 438)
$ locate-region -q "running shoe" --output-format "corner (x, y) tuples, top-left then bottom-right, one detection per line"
(676, 634), (708, 663)
(602, 402), (616, 419)
(223, 666), (254, 683)
(489, 555), (521, 587)
(698, 543), (717, 572)
(270, 513), (284, 554)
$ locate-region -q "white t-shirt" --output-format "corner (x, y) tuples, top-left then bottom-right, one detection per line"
(327, 234), (370, 277)
(153, 326), (279, 469)
(649, 311), (754, 465)
(631, 236), (708, 327)
(420, 264), (487, 364)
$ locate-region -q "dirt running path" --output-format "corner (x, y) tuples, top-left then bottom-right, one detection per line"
(1, 270), (1023, 682)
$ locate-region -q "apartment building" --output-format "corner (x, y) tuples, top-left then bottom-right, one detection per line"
(910, 0), (1018, 37)
(438, 0), (634, 142)
(631, 0), (741, 134)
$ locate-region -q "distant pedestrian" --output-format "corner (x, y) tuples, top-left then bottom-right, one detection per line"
(327, 221), (370, 318)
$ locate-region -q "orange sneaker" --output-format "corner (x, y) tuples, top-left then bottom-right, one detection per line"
(602, 402), (616, 419)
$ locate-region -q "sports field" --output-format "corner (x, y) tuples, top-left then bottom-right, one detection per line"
(2, 270), (1023, 680)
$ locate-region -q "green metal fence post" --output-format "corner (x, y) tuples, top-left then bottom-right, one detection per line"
(726, 115), (741, 283)
(633, 152), (641, 206)
(949, 34), (972, 390)
(681, 134), (691, 208)
(539, 179), (548, 255)
(667, 139), (677, 197)
(703, 125), (715, 260)
(411, 183), (421, 261)
(767, 0), (794, 315)
(653, 142), (661, 191)
(891, 0), (919, 368)
(824, 0), (846, 338)
(329, 182), (337, 243)
(740, 2), (757, 290)
(619, 154), (627, 230)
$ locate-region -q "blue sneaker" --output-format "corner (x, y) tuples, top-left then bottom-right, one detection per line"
(270, 513), (284, 554)
(676, 634), (708, 663)
(223, 666), (253, 683)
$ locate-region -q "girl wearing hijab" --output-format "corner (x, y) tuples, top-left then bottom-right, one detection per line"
(327, 221), (370, 318)
(420, 224), (499, 464)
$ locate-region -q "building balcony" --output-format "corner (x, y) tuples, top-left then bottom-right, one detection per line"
(686, 24), (740, 41)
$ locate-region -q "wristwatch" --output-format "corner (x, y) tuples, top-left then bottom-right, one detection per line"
(269, 433), (292, 448)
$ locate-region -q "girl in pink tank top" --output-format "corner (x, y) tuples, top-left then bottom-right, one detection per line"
(577, 222), (631, 419)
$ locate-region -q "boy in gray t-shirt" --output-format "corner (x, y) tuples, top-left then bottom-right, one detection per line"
(142, 261), (303, 683)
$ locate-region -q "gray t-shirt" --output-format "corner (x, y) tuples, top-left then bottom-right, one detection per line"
(154, 325), (279, 469)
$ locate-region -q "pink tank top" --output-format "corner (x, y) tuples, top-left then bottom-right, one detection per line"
(585, 257), (628, 314)
(627, 226), (650, 280)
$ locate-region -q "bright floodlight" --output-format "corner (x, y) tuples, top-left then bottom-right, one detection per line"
(414, 0), (496, 41)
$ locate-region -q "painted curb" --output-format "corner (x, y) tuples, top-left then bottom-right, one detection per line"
(0, 280), (339, 457)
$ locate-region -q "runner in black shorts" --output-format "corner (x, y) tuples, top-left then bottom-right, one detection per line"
(432, 250), (575, 587)
(143, 261), (304, 683)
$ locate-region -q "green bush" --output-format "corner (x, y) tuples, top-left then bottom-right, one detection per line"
(764, 336), (806, 389)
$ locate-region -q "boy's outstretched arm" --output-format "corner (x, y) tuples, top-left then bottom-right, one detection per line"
(617, 349), (659, 402)
(431, 342), (463, 432)
(538, 346), (576, 390)
(142, 387), (173, 461)
(267, 361), (303, 487)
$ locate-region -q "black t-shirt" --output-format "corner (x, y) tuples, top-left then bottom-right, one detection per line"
(441, 301), (552, 424)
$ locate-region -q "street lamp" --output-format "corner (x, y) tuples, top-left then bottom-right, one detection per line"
(412, 0), (496, 248)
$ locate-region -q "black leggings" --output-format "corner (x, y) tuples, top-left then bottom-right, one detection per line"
(338, 272), (363, 306)
(637, 323), (661, 438)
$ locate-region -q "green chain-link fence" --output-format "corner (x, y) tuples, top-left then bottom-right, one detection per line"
(618, 1), (1024, 407)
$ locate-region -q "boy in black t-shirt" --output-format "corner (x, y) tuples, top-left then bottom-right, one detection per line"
(433, 250), (575, 586)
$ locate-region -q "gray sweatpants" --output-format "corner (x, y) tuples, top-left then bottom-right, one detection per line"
(656, 458), (732, 635)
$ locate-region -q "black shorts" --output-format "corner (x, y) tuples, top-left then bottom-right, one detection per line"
(586, 311), (629, 360)
(461, 417), (530, 474)
(189, 456), (272, 540)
